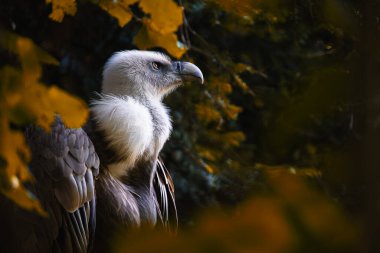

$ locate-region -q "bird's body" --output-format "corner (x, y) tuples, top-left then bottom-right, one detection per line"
(0, 50), (203, 252)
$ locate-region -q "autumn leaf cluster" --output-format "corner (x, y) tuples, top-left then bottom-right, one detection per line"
(0, 29), (87, 213)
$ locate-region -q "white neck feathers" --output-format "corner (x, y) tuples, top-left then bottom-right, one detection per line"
(90, 94), (171, 178)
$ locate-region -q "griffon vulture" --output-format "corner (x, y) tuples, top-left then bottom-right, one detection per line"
(0, 50), (203, 252)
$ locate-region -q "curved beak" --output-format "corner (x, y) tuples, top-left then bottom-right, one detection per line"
(172, 61), (204, 84)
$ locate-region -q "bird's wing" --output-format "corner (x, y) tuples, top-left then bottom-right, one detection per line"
(153, 159), (178, 232)
(24, 116), (100, 252)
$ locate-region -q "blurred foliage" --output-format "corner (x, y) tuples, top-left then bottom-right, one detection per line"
(0, 29), (87, 214)
(114, 174), (359, 253)
(1, 0), (379, 252)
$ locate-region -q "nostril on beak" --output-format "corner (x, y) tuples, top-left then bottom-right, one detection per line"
(176, 62), (182, 72)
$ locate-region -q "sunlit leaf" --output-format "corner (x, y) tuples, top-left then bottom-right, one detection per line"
(208, 78), (233, 95)
(0, 118), (46, 216)
(233, 74), (255, 95)
(255, 163), (322, 179)
(114, 174), (357, 253)
(98, 0), (137, 27)
(195, 103), (222, 123)
(47, 86), (88, 128)
(16, 37), (42, 86)
(224, 104), (242, 120)
(134, 24), (186, 58)
(0, 29), (59, 66)
(221, 131), (245, 147)
(46, 0), (77, 22)
(196, 146), (222, 162)
(0, 30), (88, 214)
(139, 0), (183, 34)
(204, 164), (216, 174)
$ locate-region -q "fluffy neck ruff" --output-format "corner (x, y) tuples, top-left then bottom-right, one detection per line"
(90, 94), (172, 178)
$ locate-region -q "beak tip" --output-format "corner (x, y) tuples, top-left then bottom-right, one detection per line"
(199, 73), (204, 85)
(177, 61), (204, 85)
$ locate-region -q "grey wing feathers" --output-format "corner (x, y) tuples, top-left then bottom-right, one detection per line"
(26, 116), (99, 252)
(153, 159), (178, 232)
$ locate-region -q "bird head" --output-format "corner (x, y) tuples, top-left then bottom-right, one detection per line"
(101, 50), (204, 100)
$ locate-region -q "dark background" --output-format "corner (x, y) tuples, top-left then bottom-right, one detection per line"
(1, 0), (380, 252)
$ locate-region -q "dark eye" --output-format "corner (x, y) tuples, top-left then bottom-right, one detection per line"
(151, 61), (162, 71)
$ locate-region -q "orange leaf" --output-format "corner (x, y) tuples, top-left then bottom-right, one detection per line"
(134, 24), (186, 58)
(195, 104), (222, 123)
(139, 0), (183, 34)
(47, 86), (89, 128)
(46, 0), (77, 22)
(98, 0), (136, 27)
(224, 104), (242, 120)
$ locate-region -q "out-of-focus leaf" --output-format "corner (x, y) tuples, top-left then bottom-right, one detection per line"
(134, 24), (186, 58)
(114, 174), (357, 253)
(224, 104), (242, 120)
(195, 103), (222, 123)
(204, 164), (216, 174)
(139, 0), (183, 34)
(47, 86), (88, 128)
(133, 0), (186, 58)
(45, 0), (77, 22)
(234, 63), (267, 78)
(15, 83), (55, 131)
(98, 0), (137, 27)
(208, 78), (233, 95)
(0, 29), (59, 66)
(0, 30), (88, 214)
(196, 146), (222, 162)
(255, 163), (322, 179)
(0, 118), (46, 216)
(16, 37), (42, 87)
(221, 131), (245, 147)
(233, 74), (255, 95)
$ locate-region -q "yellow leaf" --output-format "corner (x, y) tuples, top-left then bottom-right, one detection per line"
(16, 37), (42, 86)
(234, 63), (250, 73)
(255, 163), (322, 179)
(233, 74), (248, 91)
(0, 118), (46, 215)
(222, 131), (245, 147)
(4, 186), (47, 216)
(233, 74), (255, 96)
(224, 104), (242, 120)
(195, 104), (222, 123)
(46, 0), (77, 22)
(18, 83), (55, 131)
(208, 77), (233, 95)
(0, 120), (30, 177)
(219, 82), (232, 94)
(0, 29), (59, 66)
(0, 66), (22, 95)
(234, 62), (267, 78)
(0, 30), (87, 215)
(98, 0), (136, 27)
(47, 86), (89, 128)
(204, 164), (216, 174)
(134, 24), (186, 58)
(35, 48), (60, 66)
(139, 0), (183, 34)
(196, 146), (222, 162)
